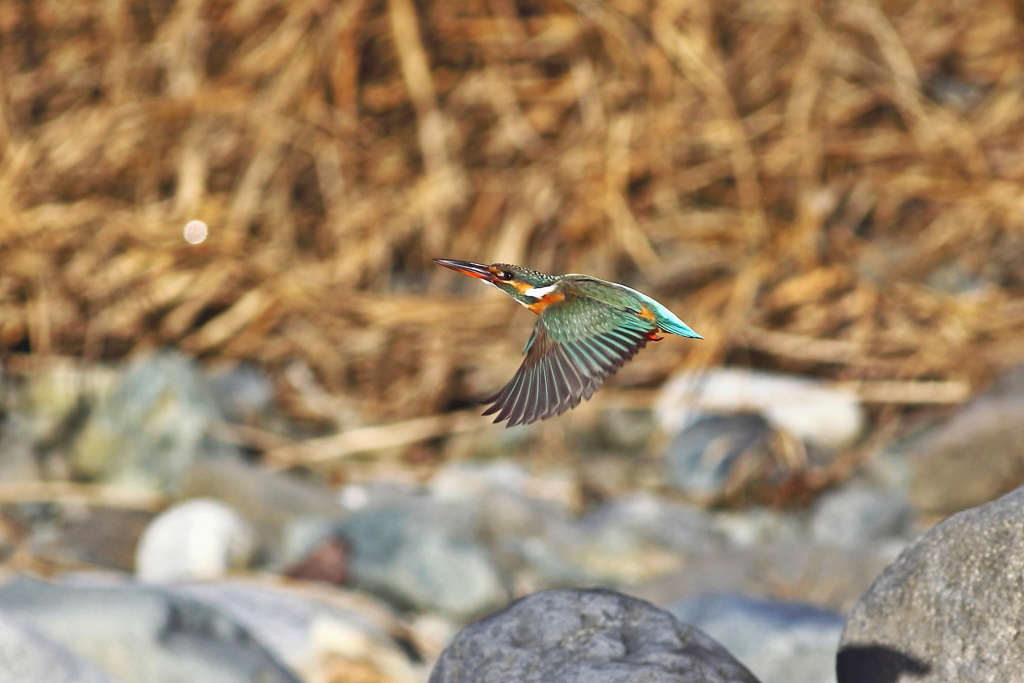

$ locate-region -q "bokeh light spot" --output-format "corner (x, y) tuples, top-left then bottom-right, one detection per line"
(183, 220), (208, 244)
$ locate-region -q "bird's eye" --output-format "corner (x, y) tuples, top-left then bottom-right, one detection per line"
(496, 270), (514, 281)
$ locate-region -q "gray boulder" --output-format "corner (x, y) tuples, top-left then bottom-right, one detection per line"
(169, 581), (421, 682)
(839, 485), (1024, 682)
(71, 351), (239, 494)
(429, 588), (761, 683)
(0, 611), (116, 683)
(0, 577), (299, 683)
(909, 370), (1024, 515)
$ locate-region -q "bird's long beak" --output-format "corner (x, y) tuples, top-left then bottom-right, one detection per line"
(433, 259), (496, 282)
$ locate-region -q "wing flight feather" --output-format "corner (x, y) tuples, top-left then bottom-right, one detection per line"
(482, 293), (656, 426)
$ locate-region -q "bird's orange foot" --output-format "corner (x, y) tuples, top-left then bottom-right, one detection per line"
(647, 332), (663, 341)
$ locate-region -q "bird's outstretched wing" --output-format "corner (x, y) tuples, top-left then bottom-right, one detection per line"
(481, 295), (658, 426)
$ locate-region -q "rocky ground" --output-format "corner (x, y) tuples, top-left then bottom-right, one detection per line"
(1, 352), (1022, 683)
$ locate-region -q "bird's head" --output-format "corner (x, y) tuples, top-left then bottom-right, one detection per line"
(434, 259), (558, 305)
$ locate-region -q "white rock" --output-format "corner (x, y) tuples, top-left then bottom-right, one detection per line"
(135, 499), (255, 582)
(656, 369), (864, 448)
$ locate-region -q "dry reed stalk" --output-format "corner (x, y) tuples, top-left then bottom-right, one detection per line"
(0, 0), (1022, 443)
(0, 481), (166, 511)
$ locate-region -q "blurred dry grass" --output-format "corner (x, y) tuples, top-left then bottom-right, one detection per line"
(2, 0), (1024, 428)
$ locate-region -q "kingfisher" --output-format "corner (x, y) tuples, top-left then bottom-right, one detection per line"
(434, 259), (703, 427)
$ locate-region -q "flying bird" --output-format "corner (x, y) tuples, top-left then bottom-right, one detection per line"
(434, 259), (703, 427)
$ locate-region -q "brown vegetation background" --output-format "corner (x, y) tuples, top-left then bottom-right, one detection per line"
(2, 0), (1024, 432)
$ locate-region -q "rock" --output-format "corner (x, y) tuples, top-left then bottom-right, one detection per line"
(598, 408), (656, 450)
(204, 362), (275, 424)
(478, 492), (597, 590)
(429, 460), (530, 501)
(636, 537), (896, 616)
(669, 593), (844, 683)
(181, 458), (345, 565)
(479, 488), (561, 542)
(428, 588), (761, 683)
(72, 351), (239, 494)
(29, 507), (154, 571)
(281, 516), (346, 566)
(538, 494), (712, 584)
(908, 379), (1024, 515)
(340, 501), (508, 619)
(135, 498), (255, 582)
(656, 369), (864, 449)
(0, 611), (116, 683)
(0, 360), (118, 482)
(169, 580), (422, 683)
(429, 459), (578, 511)
(839, 485), (1024, 682)
(662, 414), (772, 499)
(480, 492), (713, 590)
(282, 518), (350, 584)
(0, 577), (301, 683)
(710, 508), (804, 548)
(338, 480), (425, 511)
(810, 484), (913, 548)
(407, 613), (461, 661)
(924, 72), (987, 114)
(0, 412), (40, 482)
(661, 408), (845, 504)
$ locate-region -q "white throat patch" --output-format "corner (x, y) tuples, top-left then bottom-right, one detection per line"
(524, 284), (557, 298)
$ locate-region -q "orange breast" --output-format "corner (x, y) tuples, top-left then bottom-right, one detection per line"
(527, 292), (565, 314)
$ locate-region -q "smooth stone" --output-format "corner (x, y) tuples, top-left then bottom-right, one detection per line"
(429, 588), (761, 683)
(135, 498), (255, 582)
(0, 611), (116, 683)
(0, 577), (300, 683)
(908, 375), (1024, 515)
(839, 485), (1024, 682)
(662, 414), (771, 499)
(340, 501), (508, 619)
(810, 484), (913, 548)
(72, 351), (239, 494)
(669, 593), (844, 683)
